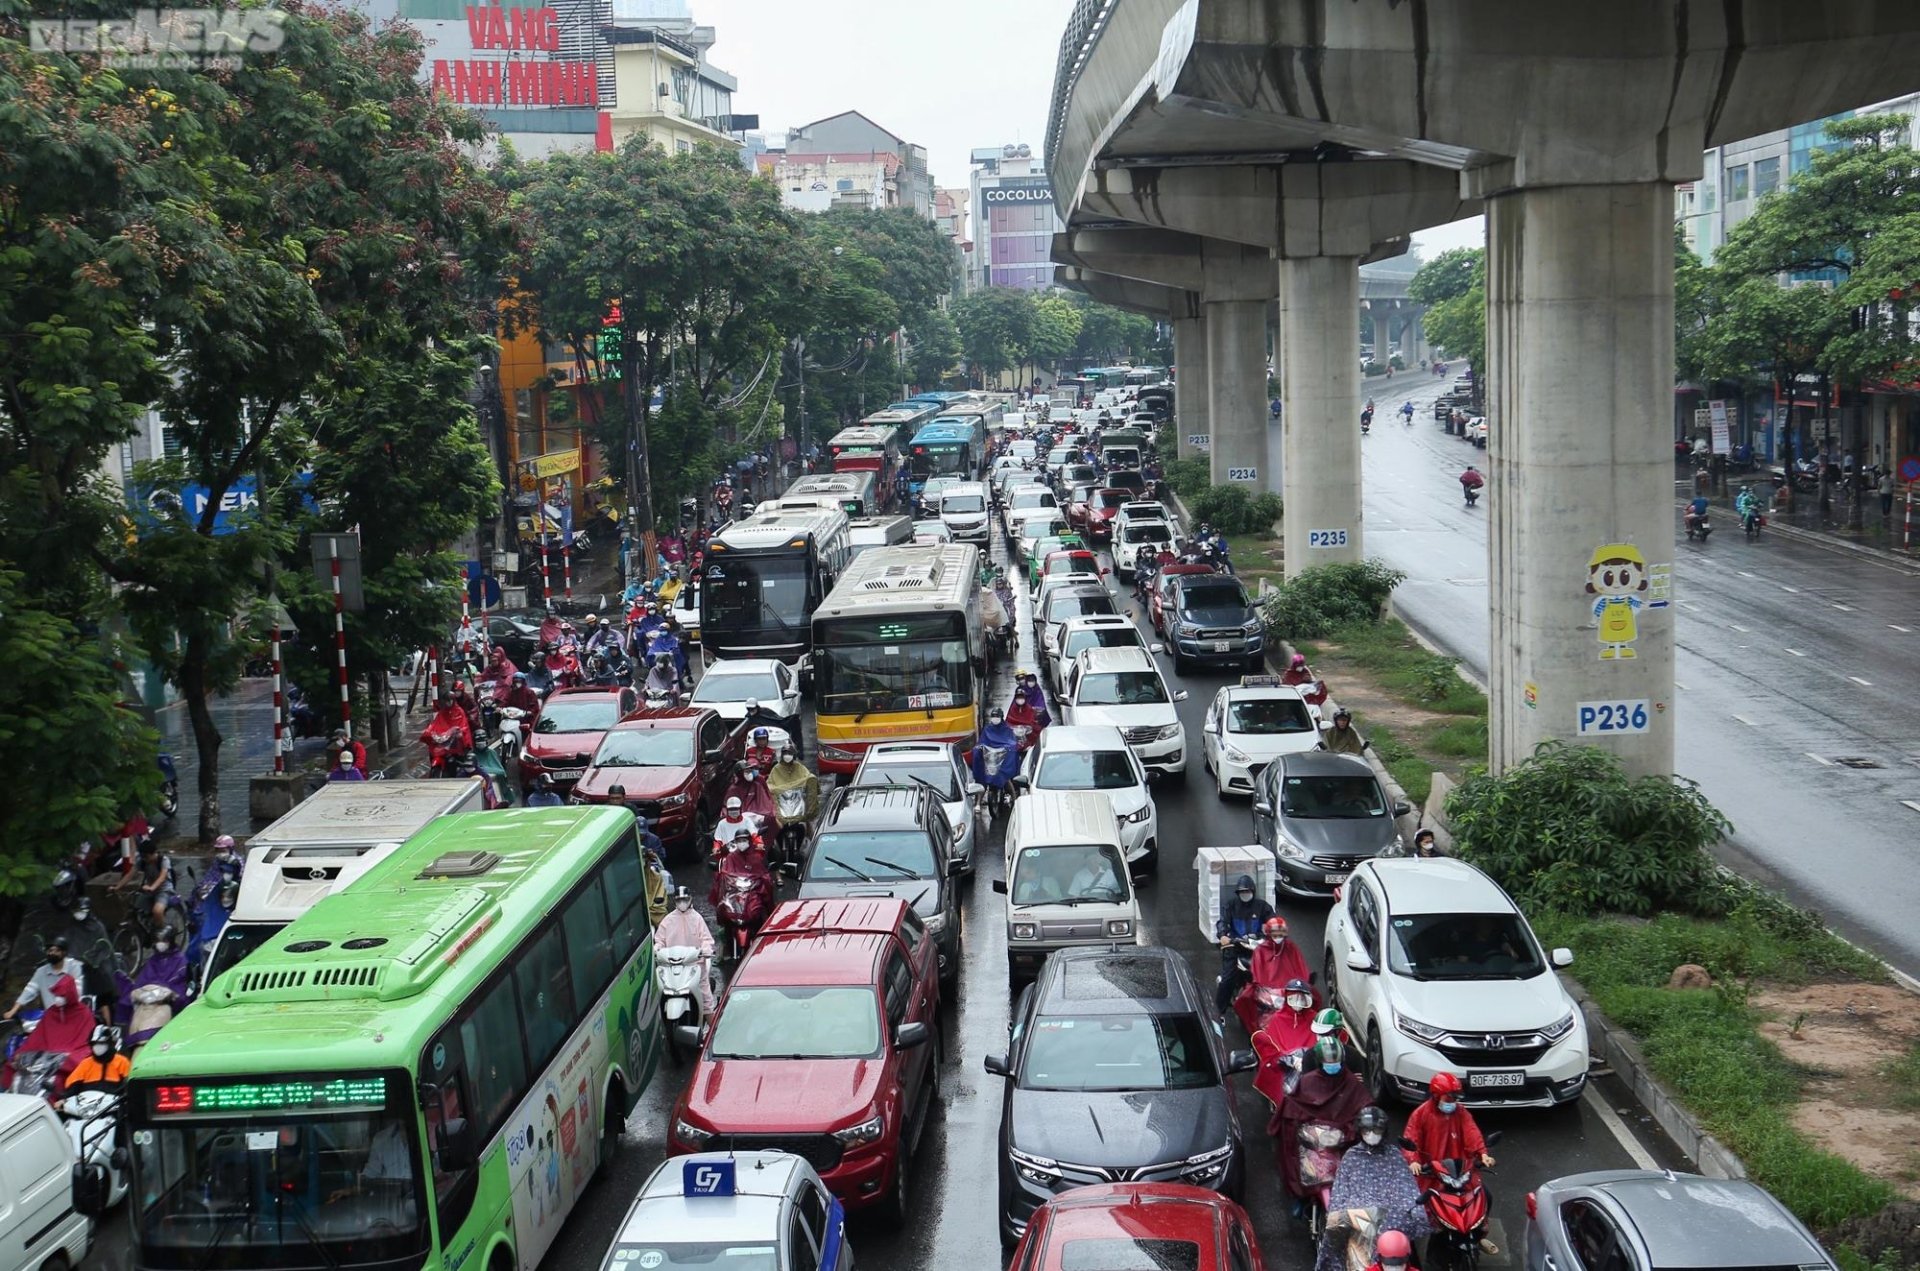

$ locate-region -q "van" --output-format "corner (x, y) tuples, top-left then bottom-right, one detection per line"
(0, 1094), (93, 1271)
(938, 481), (992, 543)
(202, 777), (488, 991)
(847, 514), (915, 557)
(993, 791), (1142, 981)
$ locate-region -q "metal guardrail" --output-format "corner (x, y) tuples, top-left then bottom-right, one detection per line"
(1044, 0), (1114, 194)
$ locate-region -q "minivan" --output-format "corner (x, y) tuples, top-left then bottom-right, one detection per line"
(0, 1094), (93, 1271)
(938, 481), (992, 543)
(993, 791), (1142, 982)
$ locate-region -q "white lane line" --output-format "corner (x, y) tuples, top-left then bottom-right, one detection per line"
(1892, 624), (1913, 633)
(1781, 585), (1800, 593)
(1850, 676), (1874, 687)
(1675, 682), (1689, 691)
(1729, 623), (1750, 633)
(1582, 1085), (1661, 1171)
(1738, 570), (1757, 578)
(1904, 801), (1920, 815)
(1785, 648), (1806, 657)
(1732, 714), (1757, 726)
(1807, 753), (1834, 766)
(1833, 603), (1854, 611)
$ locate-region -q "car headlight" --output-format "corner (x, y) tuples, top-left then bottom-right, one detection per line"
(1541, 1010), (1578, 1042)
(830, 1114), (886, 1146)
(673, 1117), (714, 1146)
(657, 792), (689, 807)
(1271, 832), (1305, 859)
(1222, 743), (1251, 764)
(1181, 1144), (1234, 1184)
(1011, 922), (1038, 940)
(1106, 919), (1133, 937)
(1395, 1012), (1448, 1045)
(1243, 620), (1263, 635)
(1123, 804), (1152, 824)
(1177, 620), (1201, 636)
(923, 913), (947, 936)
(1009, 1147), (1060, 1185)
(1154, 722), (1182, 741)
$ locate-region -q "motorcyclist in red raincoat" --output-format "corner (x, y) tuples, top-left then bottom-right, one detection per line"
(1005, 673), (1051, 749)
(1401, 1072), (1495, 1191)
(420, 697), (473, 774)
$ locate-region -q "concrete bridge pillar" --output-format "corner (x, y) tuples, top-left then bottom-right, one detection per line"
(1172, 312), (1210, 460)
(1280, 255), (1363, 572)
(1485, 181), (1675, 778)
(1204, 299), (1269, 492)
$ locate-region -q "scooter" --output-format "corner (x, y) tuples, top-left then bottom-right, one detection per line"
(1685, 511), (1713, 542)
(156, 753), (179, 822)
(715, 873), (772, 961)
(656, 945), (708, 1064)
(1462, 484), (1480, 508)
(423, 730), (471, 778)
(772, 787), (811, 870)
(1421, 1132), (1502, 1271)
(1294, 1121), (1350, 1244)
(61, 1089), (128, 1210)
(495, 706), (528, 760)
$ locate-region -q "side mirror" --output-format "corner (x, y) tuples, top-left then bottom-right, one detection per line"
(1148, 643), (1164, 654)
(1172, 690), (1189, 702)
(1345, 950), (1376, 974)
(1318, 719), (1333, 731)
(1145, 770), (1160, 784)
(1226, 1048), (1258, 1075)
(991, 878), (1008, 894)
(967, 781), (985, 797)
(1392, 801), (1412, 818)
(1551, 947), (1575, 968)
(1012, 775), (1030, 790)
(1252, 800), (1272, 817)
(984, 1052), (1011, 1077)
(895, 1021), (930, 1050)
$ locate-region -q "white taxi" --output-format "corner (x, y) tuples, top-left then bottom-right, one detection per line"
(600, 1151), (852, 1271)
(1201, 676), (1327, 797)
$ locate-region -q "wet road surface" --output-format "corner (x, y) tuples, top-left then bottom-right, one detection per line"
(1360, 376), (1920, 973)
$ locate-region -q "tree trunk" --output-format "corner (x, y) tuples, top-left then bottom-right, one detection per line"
(178, 632), (223, 844)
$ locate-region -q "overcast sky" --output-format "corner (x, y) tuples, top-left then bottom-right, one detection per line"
(696, 0), (1487, 260)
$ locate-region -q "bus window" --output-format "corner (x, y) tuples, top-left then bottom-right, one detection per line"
(603, 837), (647, 958)
(422, 1026), (478, 1228)
(460, 977), (528, 1134)
(514, 923), (577, 1070)
(562, 876), (616, 1007)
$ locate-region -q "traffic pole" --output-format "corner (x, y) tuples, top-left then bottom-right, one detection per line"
(458, 564), (474, 659)
(563, 542), (573, 604)
(270, 622), (285, 775)
(540, 537), (552, 611)
(427, 644), (440, 703)
(330, 538), (350, 730)
(1906, 485), (1913, 552)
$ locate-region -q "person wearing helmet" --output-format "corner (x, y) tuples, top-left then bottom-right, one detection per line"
(524, 773), (564, 808)
(1249, 914), (1316, 1008)
(327, 727), (367, 777)
(710, 794), (765, 861)
(1403, 1073), (1496, 1236)
(1409, 828), (1443, 859)
(1281, 651), (1317, 690)
(327, 747), (367, 781)
(6, 937), (84, 1020)
(1310, 1103), (1432, 1271)
(1005, 672), (1051, 748)
(1307, 1006), (1360, 1071)
(57, 1025), (131, 1106)
(1324, 708), (1368, 756)
(744, 727), (778, 775)
(480, 643), (518, 689)
(1275, 1035), (1371, 1214)
(524, 649), (555, 696)
(644, 651), (679, 700)
(1367, 1230), (1418, 1271)
(971, 707), (1022, 797)
(655, 886), (717, 1013)
(1214, 873), (1275, 1012)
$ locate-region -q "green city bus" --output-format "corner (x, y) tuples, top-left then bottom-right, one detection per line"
(125, 805), (663, 1271)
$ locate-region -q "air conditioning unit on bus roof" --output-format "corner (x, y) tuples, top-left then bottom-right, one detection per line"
(861, 559), (945, 590)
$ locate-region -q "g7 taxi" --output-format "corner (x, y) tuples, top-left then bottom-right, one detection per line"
(598, 1151), (851, 1271)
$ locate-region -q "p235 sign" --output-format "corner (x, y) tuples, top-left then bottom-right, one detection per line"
(1576, 700), (1650, 735)
(1306, 529), (1349, 549)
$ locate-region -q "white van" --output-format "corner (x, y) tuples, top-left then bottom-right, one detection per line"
(202, 777), (488, 990)
(993, 791), (1142, 981)
(0, 1094), (92, 1271)
(938, 482), (992, 543)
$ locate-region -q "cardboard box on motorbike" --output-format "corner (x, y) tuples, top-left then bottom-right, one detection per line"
(1194, 846), (1278, 941)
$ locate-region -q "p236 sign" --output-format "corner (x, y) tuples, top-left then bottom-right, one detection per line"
(1576, 700), (1650, 735)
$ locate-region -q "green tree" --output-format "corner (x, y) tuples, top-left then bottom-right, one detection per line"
(1023, 294), (1083, 379)
(0, 571), (161, 894)
(1408, 247), (1482, 306)
(1066, 292), (1157, 363)
(952, 287), (1034, 383)
(905, 309), (961, 389)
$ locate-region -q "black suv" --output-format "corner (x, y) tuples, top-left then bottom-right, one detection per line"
(983, 946), (1256, 1247)
(798, 785), (963, 986)
(1161, 572), (1264, 673)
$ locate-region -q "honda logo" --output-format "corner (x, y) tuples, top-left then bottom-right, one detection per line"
(1482, 1034), (1507, 1050)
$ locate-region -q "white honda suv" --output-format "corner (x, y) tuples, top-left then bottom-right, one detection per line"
(1322, 858), (1588, 1109)
(1058, 646), (1189, 780)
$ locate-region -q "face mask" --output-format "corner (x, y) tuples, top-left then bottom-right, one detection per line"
(674, 899), (692, 911)
(1362, 1131), (1384, 1147)
(45, 955), (62, 967)
(1383, 1260), (1408, 1271)
(1268, 935), (1286, 946)
(781, 754), (795, 765)
(1323, 1062), (1343, 1076)
(1438, 1100), (1458, 1115)
(1236, 892), (1253, 903)
(92, 1045), (110, 1058)
(155, 941), (171, 954)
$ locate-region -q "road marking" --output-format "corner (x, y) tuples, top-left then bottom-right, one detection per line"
(1729, 623), (1750, 633)
(1807, 753), (1833, 766)
(1833, 603), (1854, 611)
(1733, 714), (1757, 726)
(1892, 625), (1913, 633)
(1850, 676), (1873, 687)
(1785, 648), (1806, 657)
(1675, 682), (1689, 691)
(1738, 570), (1756, 578)
(1581, 1086), (1660, 1171)
(1904, 801), (1920, 816)
(1781, 585), (1800, 593)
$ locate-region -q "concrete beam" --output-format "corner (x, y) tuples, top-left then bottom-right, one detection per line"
(1080, 161), (1474, 257)
(1053, 265), (1193, 320)
(1059, 227), (1277, 302)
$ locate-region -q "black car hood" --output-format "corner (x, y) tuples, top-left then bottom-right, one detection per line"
(797, 878), (942, 922)
(1009, 1085), (1232, 1169)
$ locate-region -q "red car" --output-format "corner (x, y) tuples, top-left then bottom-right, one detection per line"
(517, 687), (628, 790)
(1149, 562), (1218, 635)
(1064, 482), (1102, 533)
(667, 897), (940, 1224)
(570, 707), (741, 856)
(1083, 488), (1131, 541)
(1008, 1184), (1267, 1271)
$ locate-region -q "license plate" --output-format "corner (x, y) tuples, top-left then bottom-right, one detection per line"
(549, 768), (584, 780)
(1323, 872), (1349, 885)
(1211, 640), (1231, 652)
(1469, 1071), (1525, 1088)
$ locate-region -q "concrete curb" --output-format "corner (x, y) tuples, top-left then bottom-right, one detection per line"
(1563, 977), (1747, 1180)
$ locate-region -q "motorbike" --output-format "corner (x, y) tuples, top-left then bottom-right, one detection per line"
(156, 753), (179, 822)
(975, 746), (1017, 818)
(656, 945), (709, 1064)
(495, 706), (528, 760)
(772, 787), (811, 870)
(62, 1089), (128, 1210)
(185, 850), (242, 973)
(1741, 505), (1767, 539)
(424, 729), (471, 779)
(1685, 511), (1713, 542)
(1361, 416), (1372, 435)
(1421, 1132), (1502, 1271)
(8, 1048), (64, 1100)
(1462, 483), (1480, 507)
(1295, 1121), (1351, 1243)
(715, 873), (772, 961)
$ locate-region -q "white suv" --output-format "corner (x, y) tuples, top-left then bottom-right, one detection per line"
(1019, 724), (1159, 873)
(1113, 517), (1176, 579)
(1050, 615), (1160, 696)
(1322, 858), (1587, 1109)
(938, 482), (992, 543)
(1059, 646), (1189, 780)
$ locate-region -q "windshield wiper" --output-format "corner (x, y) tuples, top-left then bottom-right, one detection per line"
(904, 775), (954, 803)
(863, 857), (922, 879)
(197, 1203), (253, 1271)
(274, 1189), (340, 1271)
(822, 856), (874, 882)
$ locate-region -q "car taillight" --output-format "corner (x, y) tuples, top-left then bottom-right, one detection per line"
(1525, 1191), (1537, 1220)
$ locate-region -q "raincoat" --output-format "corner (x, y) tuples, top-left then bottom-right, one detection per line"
(1274, 1066), (1371, 1197)
(1402, 1099), (1488, 1191)
(1250, 937), (1314, 997)
(1314, 1140), (1432, 1271)
(971, 722), (1022, 786)
(15, 975), (96, 1086)
(655, 906), (717, 1013)
(126, 947), (191, 1044)
(766, 761), (821, 826)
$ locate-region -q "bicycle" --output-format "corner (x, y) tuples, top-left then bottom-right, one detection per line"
(112, 897), (188, 973)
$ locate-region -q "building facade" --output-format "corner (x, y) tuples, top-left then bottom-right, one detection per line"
(966, 144), (1060, 292)
(605, 24), (746, 152)
(761, 112), (934, 218)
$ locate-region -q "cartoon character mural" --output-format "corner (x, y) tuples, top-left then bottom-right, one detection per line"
(1586, 543), (1648, 660)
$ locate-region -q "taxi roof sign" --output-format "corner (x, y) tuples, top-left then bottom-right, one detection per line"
(683, 1159), (736, 1198)
(1239, 674), (1283, 688)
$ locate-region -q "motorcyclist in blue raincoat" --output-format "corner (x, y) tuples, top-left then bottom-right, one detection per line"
(971, 708), (1022, 794)
(646, 621), (689, 684)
